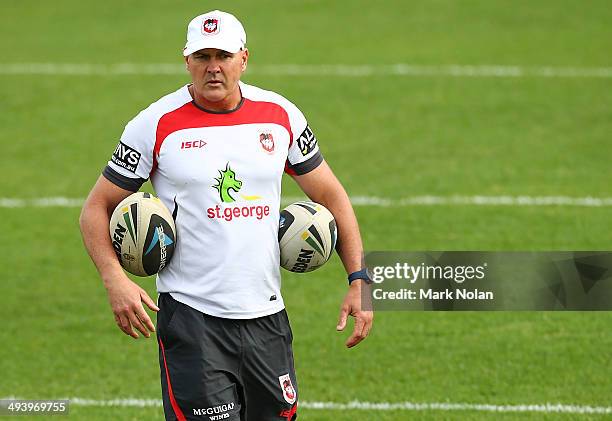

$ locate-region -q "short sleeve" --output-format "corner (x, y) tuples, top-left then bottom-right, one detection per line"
(103, 110), (155, 191)
(283, 101), (323, 176)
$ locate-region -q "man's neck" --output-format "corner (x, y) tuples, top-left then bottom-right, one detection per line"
(189, 85), (242, 112)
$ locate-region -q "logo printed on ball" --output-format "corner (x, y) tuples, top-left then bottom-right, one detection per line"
(121, 204), (138, 245)
(144, 225), (174, 271)
(111, 203), (138, 260)
(111, 223), (127, 261)
(291, 249), (315, 272)
(302, 226), (326, 257)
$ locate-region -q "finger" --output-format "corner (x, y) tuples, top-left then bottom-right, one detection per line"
(361, 311), (373, 337)
(336, 306), (349, 331)
(118, 314), (138, 339)
(128, 312), (150, 338)
(354, 312), (374, 345)
(361, 318), (372, 340)
(141, 291), (160, 312)
(346, 317), (366, 348)
(136, 308), (156, 334)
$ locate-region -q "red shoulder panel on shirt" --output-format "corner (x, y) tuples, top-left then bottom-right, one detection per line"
(152, 99), (292, 174)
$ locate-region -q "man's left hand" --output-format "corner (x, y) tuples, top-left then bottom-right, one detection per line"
(336, 280), (374, 348)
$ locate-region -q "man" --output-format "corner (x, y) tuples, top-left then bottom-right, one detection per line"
(79, 10), (373, 421)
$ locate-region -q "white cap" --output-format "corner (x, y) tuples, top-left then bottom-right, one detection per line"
(183, 10), (247, 56)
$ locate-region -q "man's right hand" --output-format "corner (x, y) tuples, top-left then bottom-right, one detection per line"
(106, 275), (159, 339)
(79, 176), (159, 339)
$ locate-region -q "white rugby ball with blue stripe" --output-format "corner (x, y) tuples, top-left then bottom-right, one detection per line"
(279, 201), (337, 273)
(109, 192), (176, 277)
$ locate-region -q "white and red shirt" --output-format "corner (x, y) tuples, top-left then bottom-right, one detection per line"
(104, 82), (322, 318)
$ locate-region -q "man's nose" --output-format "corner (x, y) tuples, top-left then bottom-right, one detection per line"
(207, 59), (222, 73)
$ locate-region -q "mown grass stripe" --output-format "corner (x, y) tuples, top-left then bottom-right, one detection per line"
(3, 196), (612, 208)
(3, 397), (610, 414)
(1, 63), (612, 78)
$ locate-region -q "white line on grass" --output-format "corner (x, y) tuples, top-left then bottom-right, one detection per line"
(0, 197), (85, 208)
(2, 397), (611, 414)
(1, 63), (612, 78)
(3, 195), (612, 208)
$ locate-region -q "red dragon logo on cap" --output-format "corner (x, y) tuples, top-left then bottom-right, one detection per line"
(202, 18), (219, 35)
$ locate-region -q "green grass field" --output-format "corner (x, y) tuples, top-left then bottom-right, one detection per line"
(2, 0), (612, 420)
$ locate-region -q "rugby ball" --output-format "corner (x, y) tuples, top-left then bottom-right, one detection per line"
(278, 201), (337, 272)
(109, 192), (176, 277)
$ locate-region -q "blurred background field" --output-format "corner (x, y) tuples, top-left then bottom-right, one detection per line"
(1, 0), (611, 419)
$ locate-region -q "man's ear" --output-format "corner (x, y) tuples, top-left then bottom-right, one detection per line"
(241, 49), (249, 71)
(184, 55), (190, 71)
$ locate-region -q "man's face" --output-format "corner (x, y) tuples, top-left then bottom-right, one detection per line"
(185, 48), (248, 107)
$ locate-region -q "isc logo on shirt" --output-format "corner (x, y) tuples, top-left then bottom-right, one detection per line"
(181, 140), (207, 149)
(111, 141), (141, 173)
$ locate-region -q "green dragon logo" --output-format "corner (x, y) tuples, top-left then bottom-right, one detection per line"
(213, 163), (243, 203)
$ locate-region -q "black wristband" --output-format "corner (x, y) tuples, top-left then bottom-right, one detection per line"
(348, 269), (371, 285)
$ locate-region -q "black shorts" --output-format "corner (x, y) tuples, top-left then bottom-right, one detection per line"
(156, 293), (298, 421)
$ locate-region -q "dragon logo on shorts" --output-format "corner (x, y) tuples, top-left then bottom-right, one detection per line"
(213, 163), (242, 203)
(278, 374), (296, 404)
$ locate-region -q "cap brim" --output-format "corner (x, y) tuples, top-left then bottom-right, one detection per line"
(183, 40), (243, 56)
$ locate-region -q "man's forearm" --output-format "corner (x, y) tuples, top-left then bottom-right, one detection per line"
(79, 200), (125, 288)
(315, 186), (363, 275)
